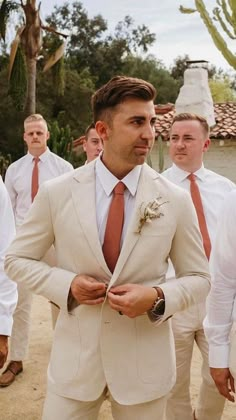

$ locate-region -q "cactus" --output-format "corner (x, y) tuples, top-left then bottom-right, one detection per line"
(180, 0), (236, 70)
(48, 121), (73, 163)
(146, 153), (153, 168)
(0, 153), (12, 180)
(158, 135), (165, 173)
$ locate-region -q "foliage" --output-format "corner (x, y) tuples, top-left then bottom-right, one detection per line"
(170, 54), (217, 85)
(0, 64), (25, 161)
(8, 44), (27, 111)
(180, 0), (236, 70)
(47, 120), (73, 162)
(122, 55), (179, 103)
(0, 152), (11, 179)
(45, 1), (156, 87)
(209, 76), (236, 102)
(0, 0), (67, 114)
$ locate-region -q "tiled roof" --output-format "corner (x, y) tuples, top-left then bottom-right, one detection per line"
(211, 103), (236, 139)
(73, 135), (85, 148)
(155, 102), (236, 140)
(73, 102), (236, 149)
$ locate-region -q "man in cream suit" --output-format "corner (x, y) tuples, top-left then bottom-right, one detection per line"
(5, 76), (210, 420)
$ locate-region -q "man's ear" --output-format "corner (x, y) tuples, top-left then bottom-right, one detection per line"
(95, 121), (109, 142)
(203, 138), (211, 152)
(82, 138), (87, 153)
(46, 131), (50, 142)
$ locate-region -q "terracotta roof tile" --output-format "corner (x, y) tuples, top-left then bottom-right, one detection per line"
(155, 102), (236, 140)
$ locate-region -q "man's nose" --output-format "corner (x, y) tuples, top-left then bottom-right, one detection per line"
(175, 139), (185, 148)
(141, 124), (155, 140)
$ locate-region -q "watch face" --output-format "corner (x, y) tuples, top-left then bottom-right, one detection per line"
(152, 298), (165, 315)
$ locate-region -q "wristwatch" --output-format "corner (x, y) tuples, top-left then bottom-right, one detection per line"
(147, 287), (165, 322)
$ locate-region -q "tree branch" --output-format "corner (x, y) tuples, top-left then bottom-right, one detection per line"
(41, 25), (68, 39)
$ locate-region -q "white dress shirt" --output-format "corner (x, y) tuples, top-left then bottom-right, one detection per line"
(163, 164), (235, 246)
(0, 176), (17, 335)
(95, 157), (142, 246)
(204, 189), (236, 367)
(162, 164), (235, 280)
(5, 148), (73, 226)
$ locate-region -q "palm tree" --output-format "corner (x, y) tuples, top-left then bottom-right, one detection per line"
(0, 0), (67, 114)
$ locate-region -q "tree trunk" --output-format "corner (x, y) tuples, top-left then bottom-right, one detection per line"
(21, 1), (42, 116)
(25, 56), (37, 115)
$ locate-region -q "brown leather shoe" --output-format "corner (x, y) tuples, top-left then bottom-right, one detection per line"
(0, 361), (23, 387)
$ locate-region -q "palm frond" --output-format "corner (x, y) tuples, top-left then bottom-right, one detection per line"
(43, 41), (66, 72)
(0, 0), (19, 41)
(8, 26), (25, 80)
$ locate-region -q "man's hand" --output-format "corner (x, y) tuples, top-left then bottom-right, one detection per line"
(210, 367), (235, 402)
(108, 284), (157, 318)
(0, 335), (8, 369)
(70, 275), (107, 305)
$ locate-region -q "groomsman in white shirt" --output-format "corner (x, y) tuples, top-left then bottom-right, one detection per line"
(204, 189), (236, 403)
(82, 123), (103, 163)
(0, 176), (17, 371)
(0, 114), (73, 387)
(162, 113), (235, 420)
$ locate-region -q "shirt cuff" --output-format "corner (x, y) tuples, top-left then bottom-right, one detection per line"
(208, 344), (230, 368)
(0, 314), (14, 336)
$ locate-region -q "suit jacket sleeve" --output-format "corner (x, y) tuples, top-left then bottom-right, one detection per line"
(5, 182), (76, 311)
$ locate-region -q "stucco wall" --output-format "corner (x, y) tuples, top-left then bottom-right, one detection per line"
(151, 140), (236, 183)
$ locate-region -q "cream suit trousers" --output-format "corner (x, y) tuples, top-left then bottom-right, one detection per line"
(165, 304), (225, 420)
(42, 388), (167, 420)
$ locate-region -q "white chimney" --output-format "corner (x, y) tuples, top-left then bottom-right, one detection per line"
(175, 65), (215, 127)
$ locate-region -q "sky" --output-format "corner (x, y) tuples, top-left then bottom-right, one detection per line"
(41, 0), (235, 72)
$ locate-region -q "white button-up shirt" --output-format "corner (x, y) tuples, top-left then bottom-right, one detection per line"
(0, 176), (17, 336)
(162, 164), (235, 246)
(162, 164), (235, 280)
(5, 148), (73, 226)
(95, 157), (141, 246)
(204, 189), (236, 367)
(163, 164), (236, 366)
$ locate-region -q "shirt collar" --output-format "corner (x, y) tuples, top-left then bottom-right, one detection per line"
(28, 147), (50, 163)
(171, 163), (206, 182)
(96, 156), (142, 196)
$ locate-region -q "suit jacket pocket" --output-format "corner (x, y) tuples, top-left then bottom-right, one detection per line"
(135, 316), (175, 385)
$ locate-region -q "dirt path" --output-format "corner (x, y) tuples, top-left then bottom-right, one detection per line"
(0, 295), (235, 420)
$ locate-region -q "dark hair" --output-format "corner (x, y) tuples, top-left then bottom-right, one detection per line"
(84, 123), (96, 140)
(171, 113), (209, 136)
(91, 75), (156, 122)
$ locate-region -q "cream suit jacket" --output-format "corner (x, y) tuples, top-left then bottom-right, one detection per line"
(5, 161), (210, 405)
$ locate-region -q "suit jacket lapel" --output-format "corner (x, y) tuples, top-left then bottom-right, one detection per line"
(70, 162), (161, 284)
(70, 163), (111, 276)
(109, 164), (160, 287)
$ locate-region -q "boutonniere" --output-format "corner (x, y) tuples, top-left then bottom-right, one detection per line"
(136, 197), (168, 234)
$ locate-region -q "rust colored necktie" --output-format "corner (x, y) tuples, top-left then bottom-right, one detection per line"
(188, 173), (211, 259)
(103, 182), (126, 272)
(31, 156), (40, 202)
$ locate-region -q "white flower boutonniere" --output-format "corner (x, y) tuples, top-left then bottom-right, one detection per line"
(136, 197), (168, 234)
